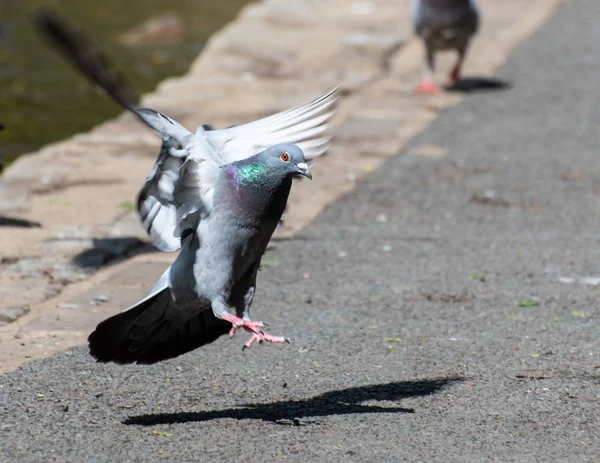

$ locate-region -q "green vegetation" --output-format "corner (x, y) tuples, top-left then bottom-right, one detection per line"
(118, 201), (136, 211)
(0, 0), (252, 167)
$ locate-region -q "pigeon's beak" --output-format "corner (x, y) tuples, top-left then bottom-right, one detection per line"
(295, 162), (312, 180)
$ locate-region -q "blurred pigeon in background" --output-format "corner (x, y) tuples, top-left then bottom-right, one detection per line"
(89, 142), (311, 364)
(35, 9), (339, 251)
(412, 0), (479, 93)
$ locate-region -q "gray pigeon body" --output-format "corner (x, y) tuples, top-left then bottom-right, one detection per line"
(35, 9), (338, 251)
(412, 0), (479, 92)
(88, 143), (311, 364)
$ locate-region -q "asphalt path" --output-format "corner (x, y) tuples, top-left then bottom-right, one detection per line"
(1, 1), (599, 461)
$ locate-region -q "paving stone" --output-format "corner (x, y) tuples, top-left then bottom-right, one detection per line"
(62, 285), (151, 308)
(0, 181), (31, 214)
(102, 261), (169, 287)
(0, 306), (30, 326)
(18, 285), (151, 335)
(0, 276), (62, 309)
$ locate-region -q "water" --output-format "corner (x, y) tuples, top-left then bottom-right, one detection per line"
(0, 0), (252, 165)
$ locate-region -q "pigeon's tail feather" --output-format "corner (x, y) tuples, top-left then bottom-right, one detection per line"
(88, 289), (231, 365)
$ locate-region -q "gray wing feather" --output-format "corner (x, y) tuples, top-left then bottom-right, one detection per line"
(135, 109), (222, 251)
(137, 144), (184, 252)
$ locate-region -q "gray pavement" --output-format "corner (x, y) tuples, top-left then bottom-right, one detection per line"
(1, 0), (599, 461)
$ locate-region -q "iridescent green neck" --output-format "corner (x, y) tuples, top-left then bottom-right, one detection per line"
(236, 161), (267, 185)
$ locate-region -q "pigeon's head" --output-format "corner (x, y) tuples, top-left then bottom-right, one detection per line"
(257, 143), (312, 180)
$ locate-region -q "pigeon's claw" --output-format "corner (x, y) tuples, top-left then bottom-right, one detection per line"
(227, 318), (264, 338)
(220, 313), (285, 348)
(243, 331), (288, 350)
(449, 66), (461, 87)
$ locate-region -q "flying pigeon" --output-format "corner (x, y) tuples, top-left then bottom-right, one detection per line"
(411, 0), (479, 93)
(35, 9), (338, 251)
(89, 142), (311, 364)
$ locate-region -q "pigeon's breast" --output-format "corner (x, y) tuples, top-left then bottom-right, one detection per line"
(192, 211), (273, 288)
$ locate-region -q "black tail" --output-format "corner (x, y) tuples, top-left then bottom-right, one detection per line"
(33, 7), (140, 115)
(88, 289), (231, 365)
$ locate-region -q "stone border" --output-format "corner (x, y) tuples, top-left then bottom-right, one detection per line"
(0, 0), (562, 373)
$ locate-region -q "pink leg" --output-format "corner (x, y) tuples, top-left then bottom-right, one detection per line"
(415, 77), (441, 94)
(220, 312), (288, 349)
(449, 64), (461, 87)
(416, 48), (440, 94)
(221, 312), (265, 335)
(449, 49), (466, 87)
(243, 331), (289, 350)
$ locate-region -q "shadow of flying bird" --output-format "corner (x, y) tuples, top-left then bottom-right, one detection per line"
(124, 377), (463, 426)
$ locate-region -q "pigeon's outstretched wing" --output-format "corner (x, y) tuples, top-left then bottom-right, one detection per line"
(205, 87), (339, 164)
(35, 9), (224, 250)
(35, 8), (340, 251)
(135, 109), (223, 251)
(35, 7), (338, 169)
(138, 88), (337, 251)
(140, 88), (338, 251)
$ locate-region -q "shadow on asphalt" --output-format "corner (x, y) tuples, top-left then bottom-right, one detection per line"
(71, 237), (157, 269)
(445, 77), (512, 93)
(124, 377), (463, 427)
(0, 216), (42, 227)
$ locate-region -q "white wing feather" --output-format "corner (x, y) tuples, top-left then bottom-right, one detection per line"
(205, 87), (339, 163)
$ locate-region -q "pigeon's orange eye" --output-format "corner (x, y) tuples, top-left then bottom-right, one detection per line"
(281, 152), (290, 162)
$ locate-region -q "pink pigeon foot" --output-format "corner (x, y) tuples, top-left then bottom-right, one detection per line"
(223, 314), (265, 337)
(415, 79), (440, 94)
(221, 313), (288, 349)
(243, 331), (289, 350)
